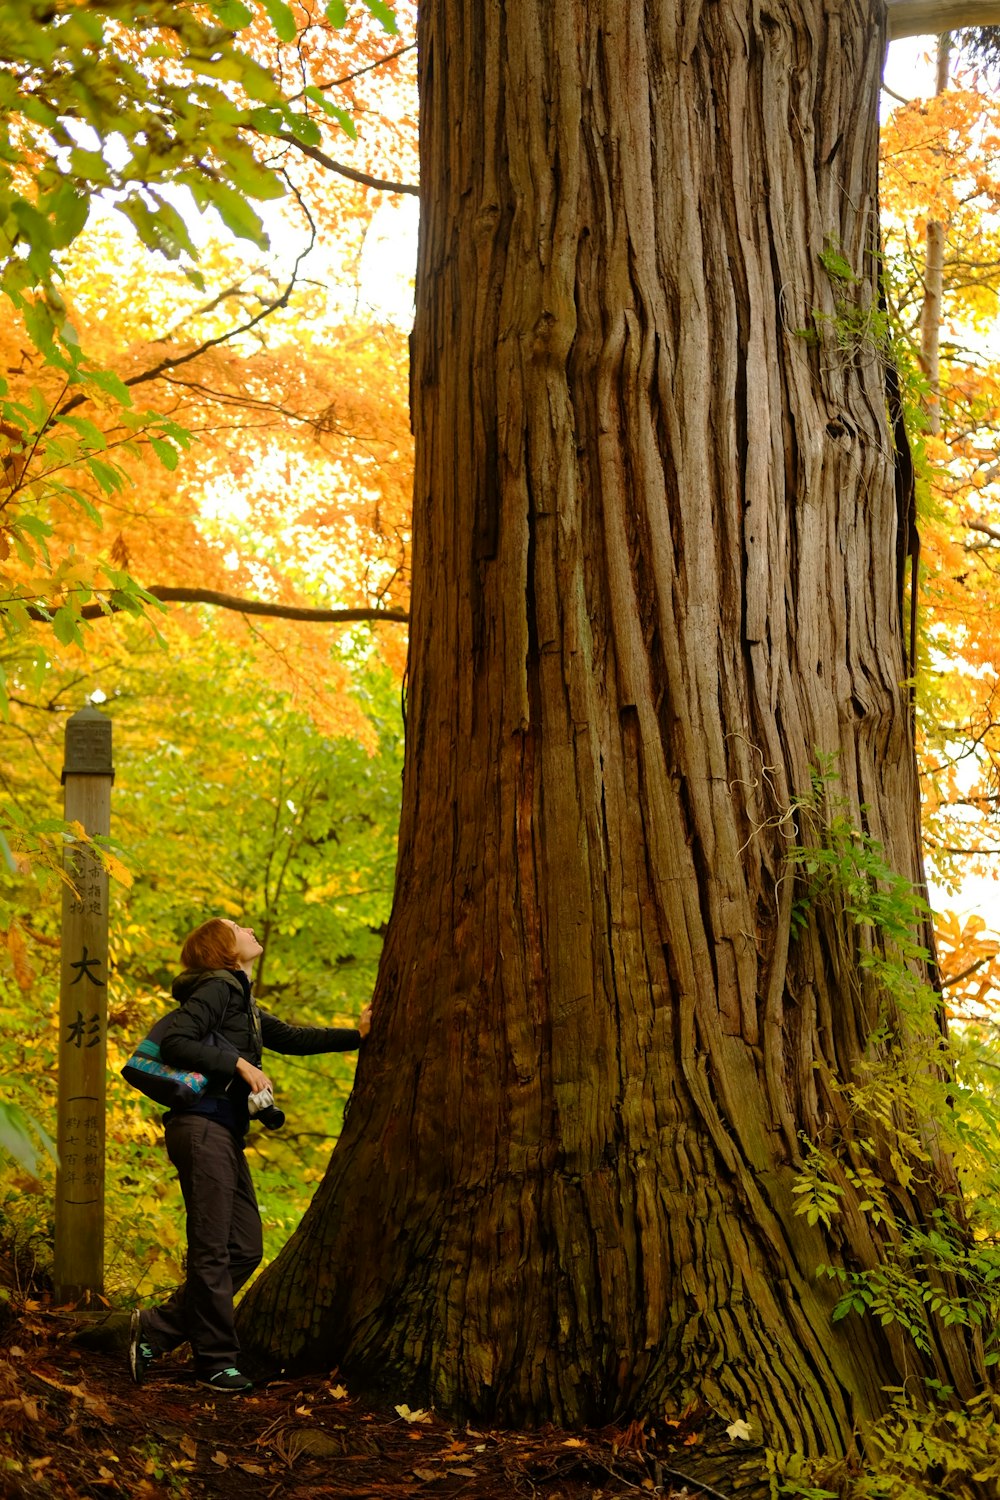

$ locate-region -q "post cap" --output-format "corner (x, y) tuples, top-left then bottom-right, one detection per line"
(62, 706), (114, 781)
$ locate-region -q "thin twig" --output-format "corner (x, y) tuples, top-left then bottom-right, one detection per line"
(55, 224), (317, 421)
(315, 41), (416, 91)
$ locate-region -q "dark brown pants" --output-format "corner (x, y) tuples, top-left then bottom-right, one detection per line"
(142, 1113), (263, 1373)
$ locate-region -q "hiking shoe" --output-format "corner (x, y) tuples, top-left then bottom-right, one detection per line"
(128, 1309), (156, 1385)
(197, 1366), (253, 1395)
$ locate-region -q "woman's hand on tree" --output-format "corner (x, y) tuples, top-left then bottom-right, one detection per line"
(359, 1003), (372, 1039)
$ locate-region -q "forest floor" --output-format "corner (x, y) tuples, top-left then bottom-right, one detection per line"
(0, 1290), (762, 1500)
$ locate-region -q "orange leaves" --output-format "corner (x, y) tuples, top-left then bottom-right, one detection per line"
(881, 84), (1000, 231)
(880, 73), (1000, 338)
(2, 0), (417, 726)
(880, 67), (1000, 898)
(3, 204), (413, 719)
(937, 909), (1000, 1020)
(3, 920), (35, 992)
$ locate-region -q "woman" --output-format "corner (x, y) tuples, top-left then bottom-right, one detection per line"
(128, 916), (371, 1395)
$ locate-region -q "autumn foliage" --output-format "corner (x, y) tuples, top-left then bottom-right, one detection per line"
(0, 11), (1000, 1436)
(0, 0), (417, 1292)
(878, 51), (1000, 998)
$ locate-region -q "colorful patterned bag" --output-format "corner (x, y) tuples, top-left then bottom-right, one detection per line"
(121, 1012), (232, 1108)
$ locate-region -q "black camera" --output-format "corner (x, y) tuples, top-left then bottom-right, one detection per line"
(248, 1087), (286, 1131)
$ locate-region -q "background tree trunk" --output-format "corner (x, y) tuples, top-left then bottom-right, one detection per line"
(240, 0), (985, 1446)
(919, 33), (951, 435)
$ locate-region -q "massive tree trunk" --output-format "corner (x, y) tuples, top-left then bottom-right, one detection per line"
(240, 0), (986, 1447)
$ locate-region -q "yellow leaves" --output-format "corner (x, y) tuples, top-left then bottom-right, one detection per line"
(951, 279), (1000, 328)
(888, 75), (1000, 890)
(395, 1404), (432, 1424)
(304, 871), (372, 903)
(97, 848), (132, 889)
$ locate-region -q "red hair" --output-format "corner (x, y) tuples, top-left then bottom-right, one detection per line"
(180, 918), (239, 972)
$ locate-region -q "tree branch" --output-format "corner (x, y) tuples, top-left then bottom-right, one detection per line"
(272, 133), (419, 196)
(886, 1), (1000, 39)
(84, 587), (409, 624)
(940, 955), (995, 988)
(316, 41), (416, 90)
(967, 519), (1000, 544)
(22, 587), (408, 625)
(54, 241), (315, 422)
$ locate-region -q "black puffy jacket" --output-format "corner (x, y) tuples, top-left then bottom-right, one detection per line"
(158, 967), (362, 1128)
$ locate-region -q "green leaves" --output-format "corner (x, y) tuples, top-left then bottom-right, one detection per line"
(149, 437), (180, 471)
(260, 0), (298, 43)
(322, 0), (397, 31)
(0, 0), (327, 317)
(362, 0), (399, 34)
(818, 241), (857, 284)
(305, 87), (358, 140)
(0, 1098), (58, 1178)
(118, 191), (200, 262)
(211, 0), (255, 23)
(193, 180), (269, 247)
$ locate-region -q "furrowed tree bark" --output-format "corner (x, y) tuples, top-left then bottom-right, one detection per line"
(240, 0), (987, 1447)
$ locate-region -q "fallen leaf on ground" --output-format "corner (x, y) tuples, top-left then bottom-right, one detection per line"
(396, 1403), (432, 1423)
(32, 1371), (113, 1421)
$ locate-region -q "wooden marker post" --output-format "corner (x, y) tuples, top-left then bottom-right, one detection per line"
(54, 706), (113, 1304)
